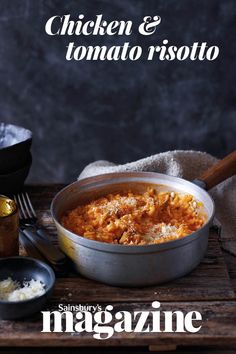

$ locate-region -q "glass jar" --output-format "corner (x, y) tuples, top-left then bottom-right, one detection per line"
(0, 195), (19, 257)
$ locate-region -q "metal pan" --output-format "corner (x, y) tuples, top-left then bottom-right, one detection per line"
(51, 151), (236, 286)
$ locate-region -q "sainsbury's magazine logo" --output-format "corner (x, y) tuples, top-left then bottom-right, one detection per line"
(41, 301), (202, 340)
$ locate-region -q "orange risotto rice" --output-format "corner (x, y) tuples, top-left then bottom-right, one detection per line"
(61, 188), (207, 245)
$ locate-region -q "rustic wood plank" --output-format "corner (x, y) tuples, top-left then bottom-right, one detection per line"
(149, 344), (177, 351)
(1, 349), (236, 354)
(4, 184), (234, 350)
(1, 350), (236, 354)
(0, 301), (236, 347)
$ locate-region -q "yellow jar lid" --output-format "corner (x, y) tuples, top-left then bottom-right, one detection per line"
(0, 196), (17, 217)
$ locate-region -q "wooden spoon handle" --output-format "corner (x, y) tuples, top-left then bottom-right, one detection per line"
(197, 151), (236, 190)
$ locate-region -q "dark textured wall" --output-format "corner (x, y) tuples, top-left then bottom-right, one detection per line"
(0, 0), (236, 182)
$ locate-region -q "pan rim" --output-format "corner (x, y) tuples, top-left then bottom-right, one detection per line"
(51, 171), (215, 254)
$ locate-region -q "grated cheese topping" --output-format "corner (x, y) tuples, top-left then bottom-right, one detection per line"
(143, 224), (179, 243)
(0, 277), (46, 302)
(98, 196), (137, 215)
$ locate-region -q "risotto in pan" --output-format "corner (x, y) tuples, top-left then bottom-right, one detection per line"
(61, 188), (207, 245)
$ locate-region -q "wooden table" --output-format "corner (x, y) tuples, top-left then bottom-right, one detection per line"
(0, 184), (236, 352)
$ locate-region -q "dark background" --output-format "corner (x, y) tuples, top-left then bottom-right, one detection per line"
(0, 0), (236, 182)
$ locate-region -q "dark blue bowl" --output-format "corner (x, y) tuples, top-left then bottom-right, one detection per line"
(0, 123), (32, 174)
(0, 153), (32, 195)
(0, 257), (55, 320)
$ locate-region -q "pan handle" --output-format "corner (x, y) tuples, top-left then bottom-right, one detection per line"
(196, 151), (236, 190)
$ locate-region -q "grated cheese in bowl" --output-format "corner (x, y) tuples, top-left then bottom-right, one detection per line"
(0, 277), (46, 302)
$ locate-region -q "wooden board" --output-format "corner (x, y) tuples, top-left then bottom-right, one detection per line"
(0, 185), (235, 349)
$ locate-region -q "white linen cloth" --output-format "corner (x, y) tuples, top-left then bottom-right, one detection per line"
(79, 150), (236, 251)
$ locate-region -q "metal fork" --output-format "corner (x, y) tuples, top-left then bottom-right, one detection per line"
(14, 192), (66, 266)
